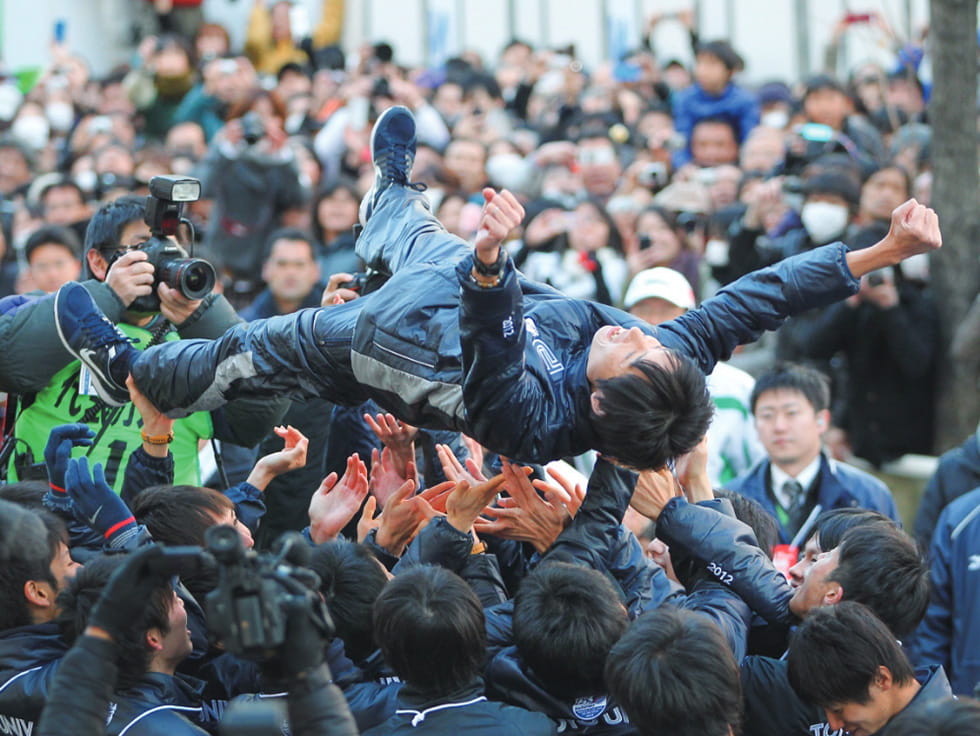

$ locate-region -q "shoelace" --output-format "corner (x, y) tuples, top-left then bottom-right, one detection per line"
(377, 142), (416, 185)
(78, 311), (135, 350)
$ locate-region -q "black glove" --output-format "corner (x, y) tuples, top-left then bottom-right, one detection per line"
(88, 545), (199, 639)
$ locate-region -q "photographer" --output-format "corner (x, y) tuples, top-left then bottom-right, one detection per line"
(2, 191), (288, 491)
(195, 100), (306, 306)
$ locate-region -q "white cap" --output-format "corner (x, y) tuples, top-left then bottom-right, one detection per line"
(623, 267), (695, 311)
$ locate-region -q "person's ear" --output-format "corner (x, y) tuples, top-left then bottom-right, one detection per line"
(23, 579), (56, 609)
(590, 391), (605, 417)
(145, 628), (164, 652)
(87, 248), (108, 281)
(816, 409), (831, 432)
(873, 666), (894, 692)
(823, 581), (843, 606)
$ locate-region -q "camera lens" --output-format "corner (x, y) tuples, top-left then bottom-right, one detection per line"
(159, 258), (217, 300)
(205, 524), (245, 564)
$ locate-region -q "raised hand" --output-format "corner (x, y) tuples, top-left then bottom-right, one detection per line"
(445, 473), (506, 534)
(474, 188), (525, 266)
(369, 447), (416, 509)
(436, 442), (486, 485)
(247, 425), (309, 490)
(42, 423), (96, 515)
(375, 478), (438, 556)
(474, 460), (571, 554)
(308, 453), (370, 543)
(65, 456), (138, 547)
(364, 412), (418, 477)
(630, 467), (684, 522)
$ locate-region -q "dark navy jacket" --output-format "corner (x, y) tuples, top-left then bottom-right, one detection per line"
(911, 486), (980, 695)
(105, 672), (209, 736)
(914, 430), (980, 548)
(725, 452), (899, 544)
(0, 622), (67, 733)
(352, 243), (859, 464)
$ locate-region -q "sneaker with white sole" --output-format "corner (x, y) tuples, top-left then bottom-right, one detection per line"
(54, 282), (136, 406)
(358, 105), (425, 226)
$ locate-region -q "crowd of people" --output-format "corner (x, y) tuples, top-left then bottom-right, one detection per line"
(0, 2), (977, 735)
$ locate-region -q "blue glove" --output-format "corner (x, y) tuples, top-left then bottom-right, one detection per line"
(65, 456), (137, 547)
(42, 423), (95, 515)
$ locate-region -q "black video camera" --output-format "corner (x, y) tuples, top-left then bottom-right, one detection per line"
(204, 526), (331, 660)
(108, 175), (217, 314)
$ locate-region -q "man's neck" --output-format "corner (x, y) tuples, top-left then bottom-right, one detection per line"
(773, 451), (822, 480)
(273, 295), (304, 314)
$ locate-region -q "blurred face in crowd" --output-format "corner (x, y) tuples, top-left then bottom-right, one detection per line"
(567, 201), (610, 253)
(0, 145), (31, 195)
(270, 1), (292, 41)
(41, 184), (89, 225)
(576, 137), (621, 199)
(635, 209), (682, 267)
(263, 238), (320, 305)
(165, 122), (207, 160)
(804, 88), (851, 130)
(694, 53), (731, 94)
(690, 121), (739, 167)
(740, 128), (785, 174)
(317, 187), (359, 239)
(436, 193), (467, 239)
(29, 243), (82, 293)
(444, 138), (487, 194)
(860, 167), (908, 222)
(707, 165), (742, 209)
(753, 388), (828, 474)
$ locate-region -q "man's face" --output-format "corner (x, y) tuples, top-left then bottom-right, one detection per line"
(823, 680), (896, 736)
(210, 508), (254, 550)
(789, 546), (840, 618)
(50, 541), (81, 592)
(88, 219), (153, 281)
(576, 138), (621, 199)
(155, 590), (193, 668)
(29, 243), (81, 293)
(804, 89), (851, 129)
(860, 168), (908, 222)
(42, 186), (88, 225)
(586, 325), (675, 385)
(788, 533), (822, 589)
(753, 388), (826, 471)
(690, 122), (739, 167)
(444, 140), (487, 193)
(262, 239), (319, 304)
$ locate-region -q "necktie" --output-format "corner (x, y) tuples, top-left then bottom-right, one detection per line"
(781, 479), (805, 509)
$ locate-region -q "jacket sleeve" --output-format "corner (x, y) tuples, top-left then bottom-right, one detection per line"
(223, 482), (266, 533)
(121, 447), (174, 505)
(456, 256), (572, 461)
(0, 281), (125, 395)
(656, 496), (797, 626)
(909, 506), (955, 672)
(658, 242), (860, 375)
(37, 636), (117, 736)
(676, 577), (752, 662)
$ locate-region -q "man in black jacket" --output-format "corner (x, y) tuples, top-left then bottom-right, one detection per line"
(0, 500), (79, 734)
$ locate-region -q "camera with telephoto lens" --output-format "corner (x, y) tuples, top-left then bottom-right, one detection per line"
(107, 175), (216, 313)
(240, 111), (266, 145)
(204, 525), (332, 660)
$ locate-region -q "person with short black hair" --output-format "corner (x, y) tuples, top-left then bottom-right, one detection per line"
(54, 106), (944, 472)
(0, 500), (80, 732)
(365, 565), (555, 735)
(606, 606), (742, 736)
(788, 601), (953, 736)
(727, 362), (899, 542)
(22, 224), (82, 293)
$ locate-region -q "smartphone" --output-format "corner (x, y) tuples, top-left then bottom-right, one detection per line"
(53, 19), (67, 44)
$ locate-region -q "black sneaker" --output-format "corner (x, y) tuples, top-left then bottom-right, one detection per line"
(359, 105), (424, 225)
(54, 282), (136, 407)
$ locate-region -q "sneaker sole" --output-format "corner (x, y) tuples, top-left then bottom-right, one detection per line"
(53, 287), (129, 408)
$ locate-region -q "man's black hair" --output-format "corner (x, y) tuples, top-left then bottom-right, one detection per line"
(692, 115), (740, 142)
(130, 484), (234, 547)
(606, 606), (742, 736)
(0, 500), (57, 631)
(886, 698), (980, 736)
(56, 554), (174, 690)
(309, 540), (388, 664)
(0, 480), (49, 509)
(787, 601), (915, 708)
(715, 488), (780, 558)
(696, 40), (744, 72)
(594, 353), (713, 471)
(810, 507), (895, 551)
(83, 194), (145, 253)
(372, 565), (485, 695)
(512, 561), (628, 697)
(828, 524), (929, 638)
(39, 178), (87, 211)
(750, 362), (831, 414)
(25, 224), (83, 262)
(265, 226), (316, 257)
